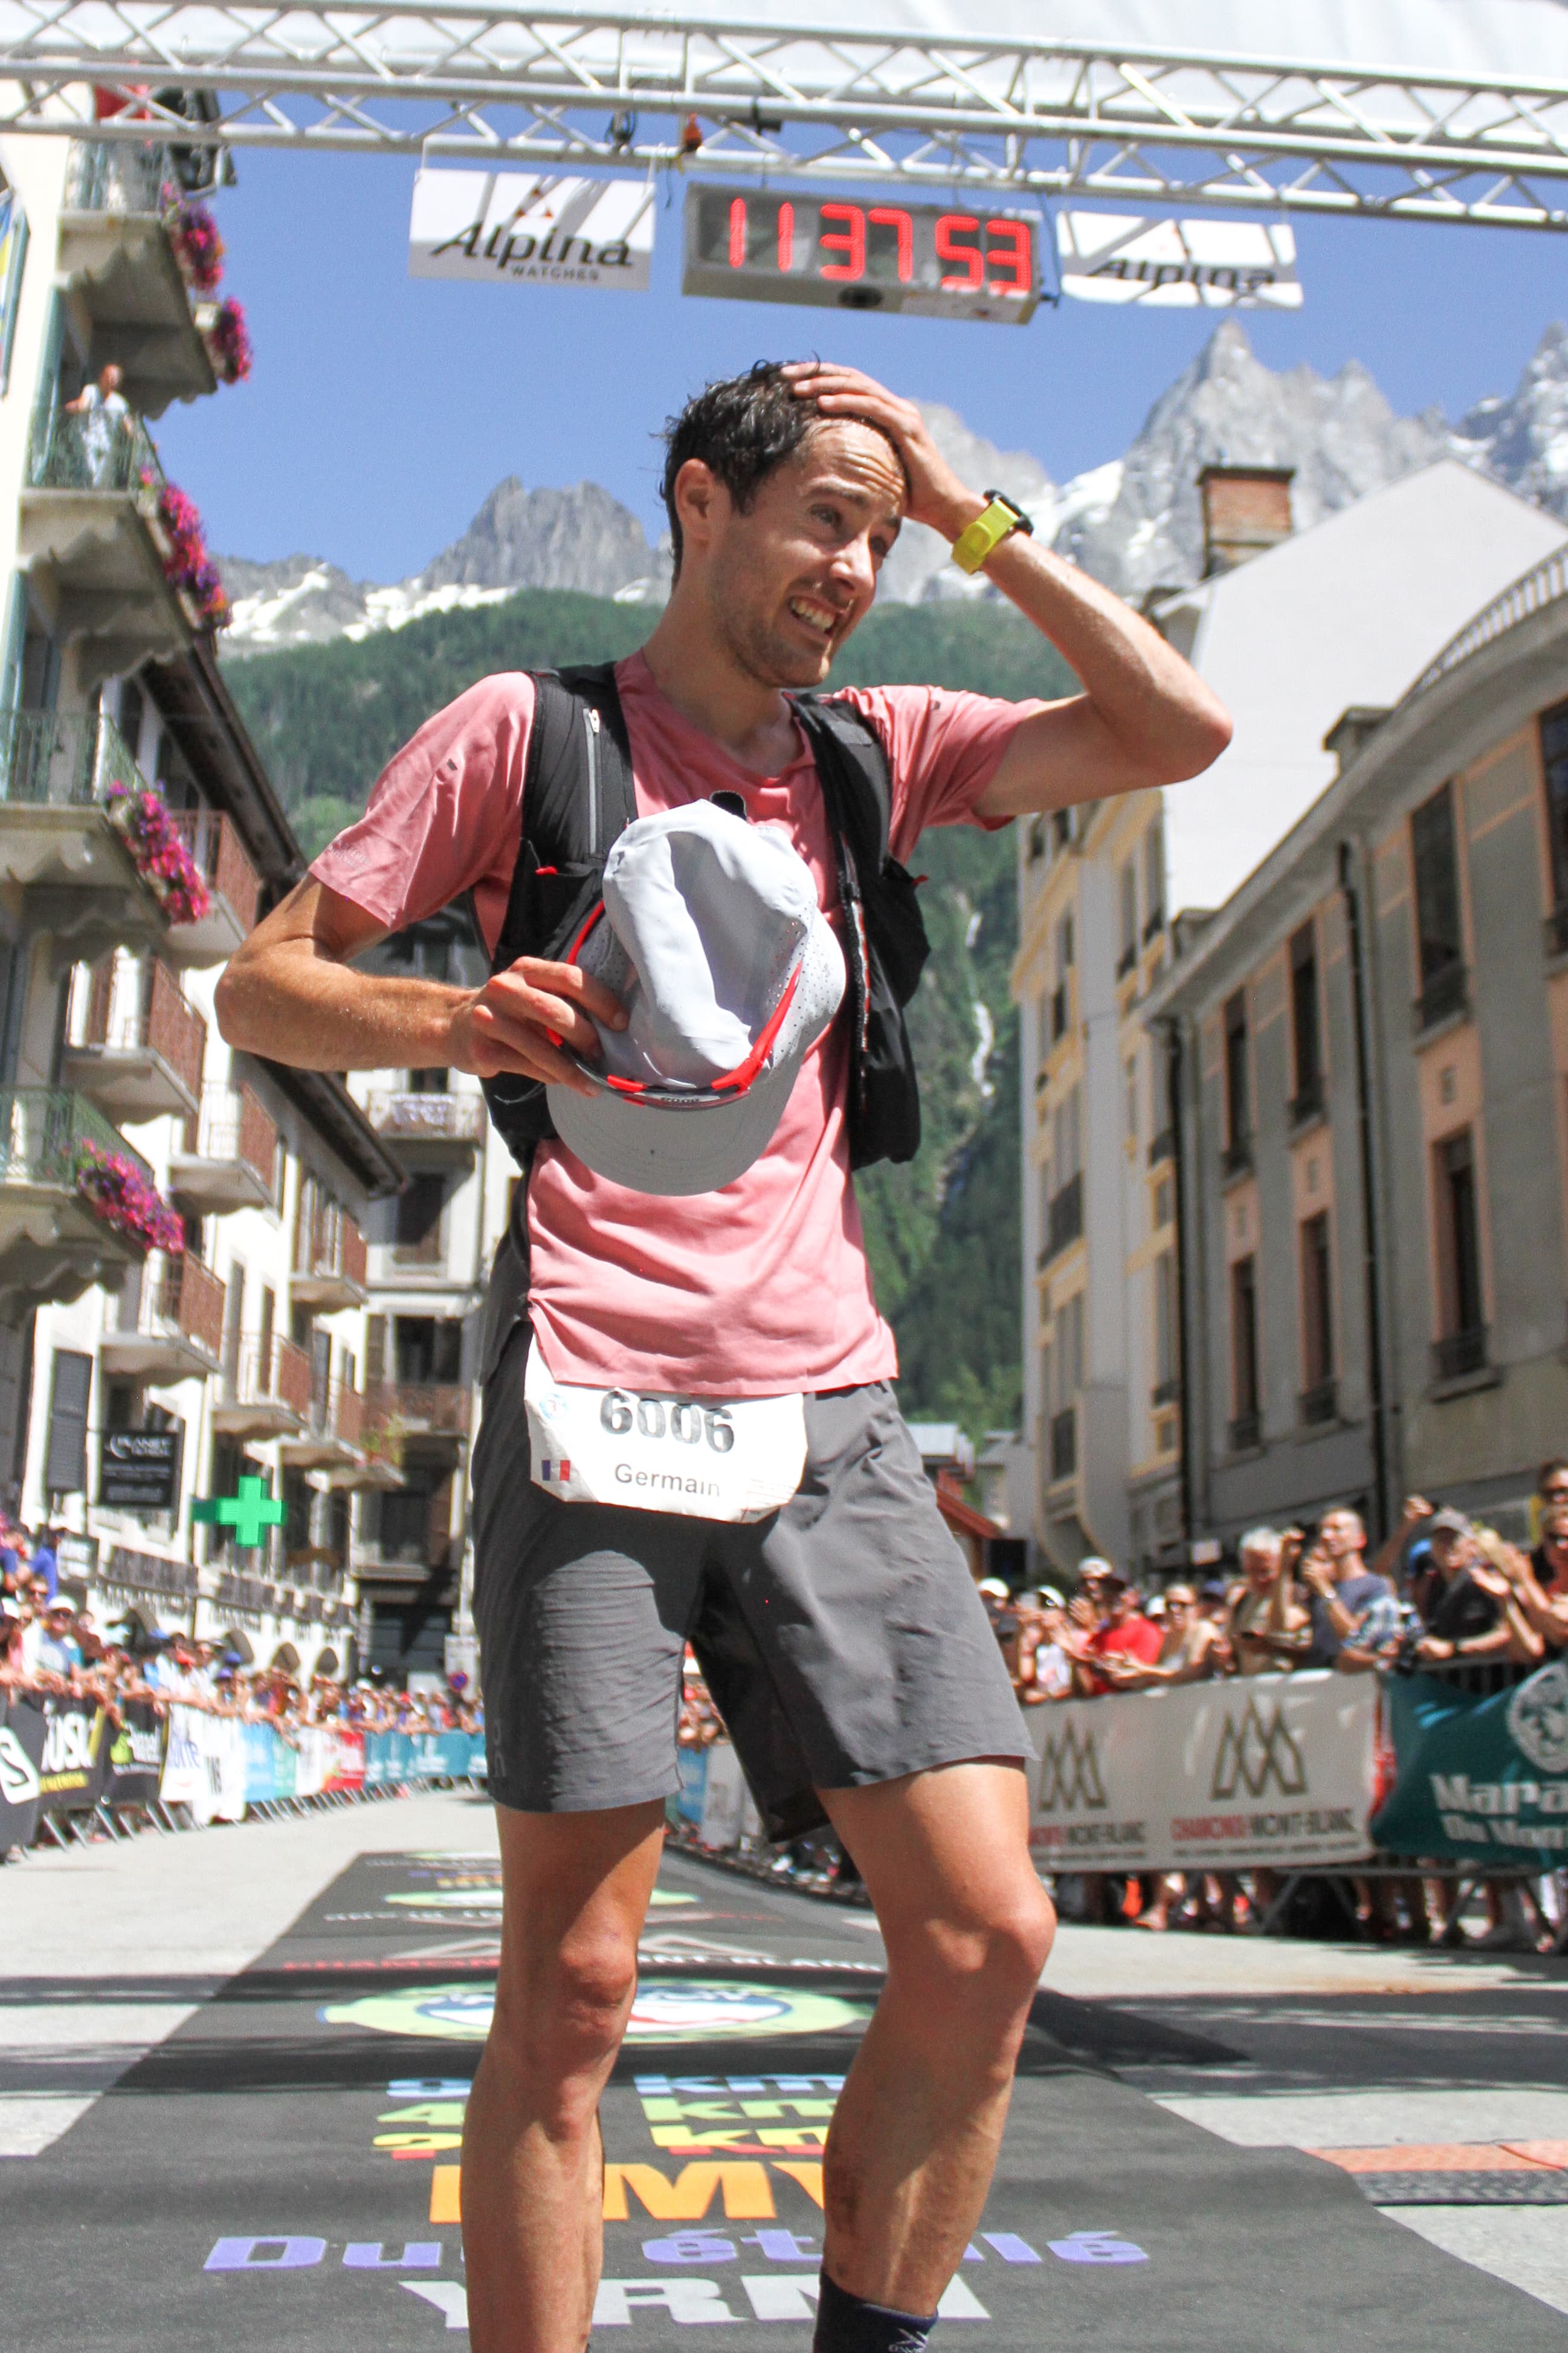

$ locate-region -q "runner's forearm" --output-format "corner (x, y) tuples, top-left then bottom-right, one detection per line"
(218, 941), (466, 1072)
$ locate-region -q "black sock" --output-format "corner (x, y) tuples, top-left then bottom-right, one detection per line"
(813, 2268), (938, 2353)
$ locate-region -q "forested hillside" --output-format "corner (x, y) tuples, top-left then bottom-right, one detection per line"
(224, 592), (1074, 1437)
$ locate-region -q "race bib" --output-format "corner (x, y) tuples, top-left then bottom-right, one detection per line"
(524, 1341), (807, 1523)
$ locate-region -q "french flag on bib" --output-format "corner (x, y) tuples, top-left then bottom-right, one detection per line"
(540, 1458), (571, 1484)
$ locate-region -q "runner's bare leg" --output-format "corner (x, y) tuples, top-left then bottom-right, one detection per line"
(817, 1761), (1055, 2311)
(462, 1799), (666, 2353)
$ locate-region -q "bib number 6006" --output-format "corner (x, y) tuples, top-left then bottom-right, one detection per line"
(599, 1391), (735, 1454)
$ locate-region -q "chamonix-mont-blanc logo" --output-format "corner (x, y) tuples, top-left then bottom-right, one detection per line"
(1507, 1659), (1568, 1775)
(1211, 1695), (1308, 1801)
(1036, 1722), (1107, 1811)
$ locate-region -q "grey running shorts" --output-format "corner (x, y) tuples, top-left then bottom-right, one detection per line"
(471, 1324), (1027, 1837)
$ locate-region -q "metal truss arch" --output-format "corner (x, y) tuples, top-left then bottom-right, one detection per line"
(0, 7), (1566, 230)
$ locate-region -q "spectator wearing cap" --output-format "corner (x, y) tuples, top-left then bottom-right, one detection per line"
(1297, 1507), (1401, 1671)
(1418, 1513), (1545, 1668)
(1079, 1566), (1162, 1694)
(1226, 1529), (1312, 1677)
(28, 1524), (57, 1601)
(22, 1591), (82, 1686)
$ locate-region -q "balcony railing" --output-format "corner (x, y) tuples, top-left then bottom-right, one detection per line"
(1043, 1171), (1083, 1264)
(65, 138), (175, 216)
(224, 1332), (312, 1419)
(1432, 1326), (1489, 1384)
(170, 809), (260, 936)
(28, 401), (163, 499)
(0, 706), (144, 812)
(1299, 1378), (1338, 1427)
(1221, 1134), (1253, 1182)
(190, 1083), (277, 1194)
(1287, 1073), (1326, 1130)
(1228, 1410), (1262, 1452)
(365, 1379), (473, 1437)
(366, 1090), (486, 1147)
(1413, 960), (1470, 1036)
(0, 1086), (152, 1192)
(1048, 1406), (1077, 1482)
(86, 958), (207, 1101)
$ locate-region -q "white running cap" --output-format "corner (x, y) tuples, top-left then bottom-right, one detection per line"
(546, 798), (846, 1197)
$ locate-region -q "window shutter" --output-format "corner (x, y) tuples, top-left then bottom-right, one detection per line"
(44, 1350), (91, 1495)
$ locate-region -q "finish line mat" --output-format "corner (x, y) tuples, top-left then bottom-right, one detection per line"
(5, 1844), (1561, 2351)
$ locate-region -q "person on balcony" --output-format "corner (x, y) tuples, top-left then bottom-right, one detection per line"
(63, 363), (131, 487)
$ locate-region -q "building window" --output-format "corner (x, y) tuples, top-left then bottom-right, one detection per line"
(1143, 811), (1164, 940)
(1117, 860), (1137, 976)
(1152, 1249), (1178, 1406)
(393, 1173), (447, 1263)
(44, 1349), (91, 1497)
(1048, 1291), (1083, 1480)
(1299, 1210), (1336, 1423)
(1432, 1128), (1488, 1379)
(1230, 1255), (1260, 1449)
(1124, 1053), (1138, 1143)
(1288, 922), (1323, 1124)
(1222, 989), (1250, 1172)
(1541, 698), (1568, 940)
(1410, 780), (1468, 1030)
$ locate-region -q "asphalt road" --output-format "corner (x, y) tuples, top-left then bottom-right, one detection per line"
(3, 1791), (1566, 2345)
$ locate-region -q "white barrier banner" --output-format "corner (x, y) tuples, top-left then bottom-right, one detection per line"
(1056, 212), (1302, 309)
(1024, 1671), (1376, 1871)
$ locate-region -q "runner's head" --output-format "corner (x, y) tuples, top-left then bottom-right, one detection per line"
(660, 360), (907, 686)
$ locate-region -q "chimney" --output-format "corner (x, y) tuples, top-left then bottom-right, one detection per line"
(1199, 465), (1294, 577)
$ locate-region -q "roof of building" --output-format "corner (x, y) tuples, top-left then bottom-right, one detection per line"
(1152, 460), (1567, 920)
(146, 636), (302, 893)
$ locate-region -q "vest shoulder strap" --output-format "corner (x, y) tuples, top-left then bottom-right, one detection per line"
(489, 661), (636, 971)
(789, 692), (892, 875)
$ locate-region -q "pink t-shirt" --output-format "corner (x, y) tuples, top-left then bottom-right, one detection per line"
(311, 650), (1041, 1394)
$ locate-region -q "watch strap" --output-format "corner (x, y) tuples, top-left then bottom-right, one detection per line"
(950, 488), (1034, 576)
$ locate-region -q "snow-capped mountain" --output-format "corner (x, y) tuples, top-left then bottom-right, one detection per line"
(219, 321), (1568, 655)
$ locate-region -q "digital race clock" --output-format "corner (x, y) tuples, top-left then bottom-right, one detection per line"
(682, 189), (1040, 323)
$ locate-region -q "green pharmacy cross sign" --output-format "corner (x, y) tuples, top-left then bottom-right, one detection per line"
(192, 1474), (285, 1550)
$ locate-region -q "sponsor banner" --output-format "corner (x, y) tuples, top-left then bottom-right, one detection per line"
(1056, 212), (1303, 309)
(105, 1699), (165, 1805)
(0, 1694), (44, 1848)
(674, 1746), (708, 1827)
(163, 1706), (247, 1822)
(1371, 1660), (1568, 1863)
(1024, 1672), (1376, 1871)
(37, 1697), (109, 1814)
(244, 1721), (280, 1806)
(325, 1726), (365, 1793)
(410, 170), (655, 292)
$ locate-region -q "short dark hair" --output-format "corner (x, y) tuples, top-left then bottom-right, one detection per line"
(660, 360), (902, 575)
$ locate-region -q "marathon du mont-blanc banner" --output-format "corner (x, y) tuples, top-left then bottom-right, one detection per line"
(1371, 1658), (1568, 1865)
(1025, 1671), (1376, 1871)
(410, 170), (655, 291)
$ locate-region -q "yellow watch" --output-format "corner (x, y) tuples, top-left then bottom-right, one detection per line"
(950, 488), (1034, 576)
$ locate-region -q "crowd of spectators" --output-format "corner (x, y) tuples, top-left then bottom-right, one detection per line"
(972, 1462), (1568, 1948)
(1, 1538), (480, 1753)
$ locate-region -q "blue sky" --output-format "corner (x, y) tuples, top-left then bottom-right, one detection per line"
(157, 150), (1568, 583)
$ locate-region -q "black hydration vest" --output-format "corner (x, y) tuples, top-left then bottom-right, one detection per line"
(479, 662), (930, 1175)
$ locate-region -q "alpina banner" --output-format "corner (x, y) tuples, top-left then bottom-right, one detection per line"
(1023, 1671), (1375, 1871)
(1056, 213), (1302, 309)
(410, 171), (655, 292)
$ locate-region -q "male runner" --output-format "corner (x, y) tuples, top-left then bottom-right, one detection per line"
(218, 360), (1230, 2353)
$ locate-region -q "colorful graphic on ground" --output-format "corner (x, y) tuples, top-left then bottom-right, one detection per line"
(323, 1977), (871, 2044)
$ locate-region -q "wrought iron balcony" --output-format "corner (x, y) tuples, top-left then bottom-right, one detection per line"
(366, 1087), (485, 1165)
(211, 1332), (311, 1440)
(100, 1248), (225, 1381)
(0, 1087), (159, 1316)
(1413, 960), (1470, 1037)
(291, 1215), (368, 1312)
(20, 407), (196, 678)
(1299, 1378), (1338, 1428)
(162, 812), (261, 966)
(280, 1375), (369, 1472)
(1431, 1325), (1489, 1385)
(60, 141), (217, 417)
(364, 1379), (473, 1439)
(1287, 1073), (1326, 1131)
(1227, 1410), (1262, 1453)
(169, 1081), (277, 1212)
(63, 955), (205, 1122)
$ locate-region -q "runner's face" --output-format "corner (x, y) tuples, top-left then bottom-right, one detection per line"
(708, 422), (906, 687)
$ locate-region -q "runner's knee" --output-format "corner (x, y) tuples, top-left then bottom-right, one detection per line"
(489, 1928), (640, 2080)
(886, 1878), (1055, 2015)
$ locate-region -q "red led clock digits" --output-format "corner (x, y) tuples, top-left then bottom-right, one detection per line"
(868, 207), (914, 280)
(819, 202), (866, 280)
(986, 219), (1031, 295)
(936, 215), (982, 290)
